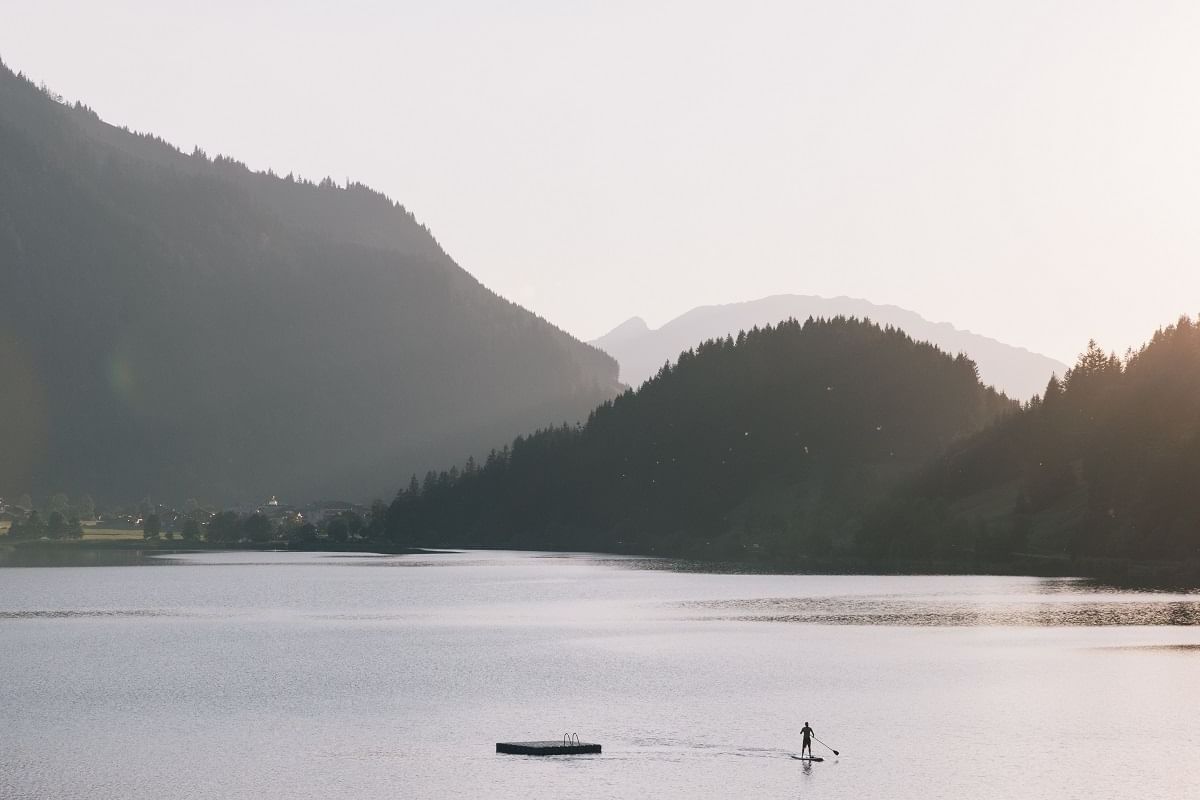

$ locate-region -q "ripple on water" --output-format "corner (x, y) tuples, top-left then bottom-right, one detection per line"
(678, 595), (1200, 626)
(0, 608), (190, 620)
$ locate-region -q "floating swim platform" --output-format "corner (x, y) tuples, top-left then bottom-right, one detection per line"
(497, 737), (601, 755)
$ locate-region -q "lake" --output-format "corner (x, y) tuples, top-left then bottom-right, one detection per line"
(2, 550), (1198, 799)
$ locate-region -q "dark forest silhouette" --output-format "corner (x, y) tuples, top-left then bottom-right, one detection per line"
(376, 317), (1013, 558)
(864, 316), (1200, 564)
(367, 315), (1200, 574)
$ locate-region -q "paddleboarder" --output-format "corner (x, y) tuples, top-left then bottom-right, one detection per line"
(800, 722), (815, 758)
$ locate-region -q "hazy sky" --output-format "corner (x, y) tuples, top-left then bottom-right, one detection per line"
(4, 1), (1199, 362)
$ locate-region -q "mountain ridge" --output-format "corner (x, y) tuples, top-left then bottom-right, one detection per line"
(593, 294), (1068, 400)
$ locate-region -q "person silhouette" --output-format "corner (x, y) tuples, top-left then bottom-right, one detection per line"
(800, 722), (815, 758)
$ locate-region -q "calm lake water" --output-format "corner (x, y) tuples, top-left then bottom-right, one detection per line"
(2, 550), (1198, 799)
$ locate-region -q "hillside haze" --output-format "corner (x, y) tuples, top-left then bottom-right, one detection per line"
(380, 317), (1015, 557)
(594, 295), (1068, 400)
(0, 62), (620, 505)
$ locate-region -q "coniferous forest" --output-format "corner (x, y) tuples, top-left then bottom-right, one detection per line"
(863, 316), (1200, 566)
(376, 315), (1200, 576)
(380, 317), (1015, 559)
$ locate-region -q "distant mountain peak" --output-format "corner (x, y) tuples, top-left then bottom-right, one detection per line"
(593, 316), (650, 347)
(591, 294), (1068, 400)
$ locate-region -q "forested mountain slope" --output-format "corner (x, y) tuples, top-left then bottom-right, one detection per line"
(863, 317), (1200, 563)
(383, 317), (1014, 557)
(0, 61), (619, 504)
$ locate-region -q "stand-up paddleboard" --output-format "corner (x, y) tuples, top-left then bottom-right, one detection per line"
(791, 755), (824, 762)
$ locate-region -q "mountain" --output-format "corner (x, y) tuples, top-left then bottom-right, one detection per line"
(0, 61), (620, 505)
(861, 317), (1200, 567)
(592, 295), (1068, 400)
(378, 317), (1015, 557)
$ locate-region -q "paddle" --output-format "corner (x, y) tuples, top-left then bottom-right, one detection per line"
(813, 735), (839, 756)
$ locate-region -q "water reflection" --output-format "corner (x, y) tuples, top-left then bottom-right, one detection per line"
(0, 545), (173, 568)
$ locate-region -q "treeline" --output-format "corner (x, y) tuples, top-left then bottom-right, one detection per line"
(375, 317), (1014, 558)
(863, 316), (1200, 563)
(136, 506), (393, 546)
(3, 492), (94, 540)
(8, 510), (83, 540)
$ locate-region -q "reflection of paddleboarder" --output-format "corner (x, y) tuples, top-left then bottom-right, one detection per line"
(800, 722), (815, 758)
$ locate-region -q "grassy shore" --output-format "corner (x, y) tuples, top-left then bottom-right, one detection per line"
(0, 521), (144, 540)
(79, 524), (149, 541)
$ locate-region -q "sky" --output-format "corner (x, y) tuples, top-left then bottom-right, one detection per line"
(3, 0), (1199, 363)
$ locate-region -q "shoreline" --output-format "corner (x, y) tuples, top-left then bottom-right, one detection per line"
(4, 538), (1198, 587)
